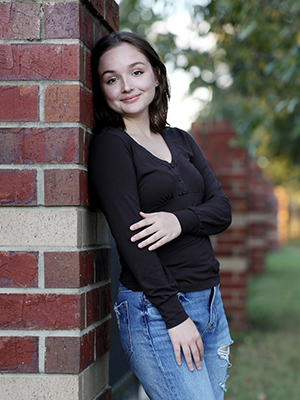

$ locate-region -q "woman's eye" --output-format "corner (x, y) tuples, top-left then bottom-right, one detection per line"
(133, 70), (143, 76)
(107, 77), (117, 84)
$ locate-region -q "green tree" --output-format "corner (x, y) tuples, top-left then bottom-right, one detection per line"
(194, 1), (300, 177)
(119, 0), (300, 185)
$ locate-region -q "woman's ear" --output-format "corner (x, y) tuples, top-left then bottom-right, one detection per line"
(154, 67), (160, 87)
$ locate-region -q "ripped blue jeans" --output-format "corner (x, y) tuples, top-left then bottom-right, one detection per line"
(114, 284), (233, 400)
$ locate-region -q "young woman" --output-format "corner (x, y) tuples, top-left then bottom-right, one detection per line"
(89, 31), (233, 400)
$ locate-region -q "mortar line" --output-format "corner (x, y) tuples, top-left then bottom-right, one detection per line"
(0, 122), (93, 132)
(0, 164), (88, 171)
(0, 315), (111, 338)
(39, 336), (45, 373)
(0, 280), (110, 295)
(38, 250), (45, 289)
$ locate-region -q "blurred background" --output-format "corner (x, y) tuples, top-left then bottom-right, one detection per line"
(110, 1), (300, 399)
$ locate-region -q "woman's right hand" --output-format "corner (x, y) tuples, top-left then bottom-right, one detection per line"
(167, 317), (204, 372)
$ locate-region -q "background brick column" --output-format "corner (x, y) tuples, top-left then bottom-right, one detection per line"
(0, 1), (118, 399)
(191, 120), (278, 330)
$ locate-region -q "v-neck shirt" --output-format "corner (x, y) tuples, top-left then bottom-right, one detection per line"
(89, 126), (232, 329)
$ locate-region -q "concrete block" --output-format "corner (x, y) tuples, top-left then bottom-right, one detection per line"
(80, 354), (109, 400)
(219, 256), (248, 272)
(0, 375), (80, 400)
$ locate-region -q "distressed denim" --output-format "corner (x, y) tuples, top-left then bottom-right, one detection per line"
(114, 283), (233, 400)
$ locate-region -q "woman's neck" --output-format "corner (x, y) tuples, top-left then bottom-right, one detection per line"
(123, 116), (152, 139)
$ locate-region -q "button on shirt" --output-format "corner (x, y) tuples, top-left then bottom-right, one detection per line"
(89, 126), (232, 329)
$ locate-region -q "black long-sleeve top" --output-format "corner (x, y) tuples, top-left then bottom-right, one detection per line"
(89, 126), (232, 329)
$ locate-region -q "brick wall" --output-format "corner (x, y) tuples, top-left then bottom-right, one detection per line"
(0, 1), (118, 399)
(192, 120), (278, 330)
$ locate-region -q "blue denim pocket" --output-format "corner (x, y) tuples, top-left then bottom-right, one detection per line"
(114, 300), (133, 360)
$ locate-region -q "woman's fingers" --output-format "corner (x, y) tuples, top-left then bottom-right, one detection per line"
(129, 211), (181, 250)
(129, 212), (155, 232)
(173, 343), (182, 367)
(168, 318), (204, 372)
(190, 340), (203, 370)
(181, 345), (193, 371)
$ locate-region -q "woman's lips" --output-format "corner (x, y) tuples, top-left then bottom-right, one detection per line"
(121, 94), (140, 103)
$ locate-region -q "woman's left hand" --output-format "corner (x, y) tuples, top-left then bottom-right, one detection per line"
(130, 211), (182, 251)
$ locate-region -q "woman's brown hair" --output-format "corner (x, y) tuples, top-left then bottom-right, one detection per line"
(92, 31), (170, 133)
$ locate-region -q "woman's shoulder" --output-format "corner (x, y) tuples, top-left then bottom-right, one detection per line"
(91, 126), (133, 151)
(163, 126), (195, 145)
(93, 126), (130, 142)
(89, 127), (134, 166)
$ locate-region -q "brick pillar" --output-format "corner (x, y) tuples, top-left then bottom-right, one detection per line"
(0, 1), (118, 399)
(192, 121), (250, 331)
(247, 160), (278, 274)
(191, 120), (278, 330)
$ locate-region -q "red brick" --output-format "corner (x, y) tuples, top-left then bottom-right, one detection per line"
(44, 85), (78, 122)
(104, 0), (119, 32)
(44, 169), (89, 206)
(80, 86), (94, 128)
(91, 0), (104, 18)
(45, 330), (94, 374)
(25, 128), (83, 164)
(0, 3), (40, 40)
(0, 170), (37, 206)
(0, 251), (38, 288)
(93, 24), (107, 48)
(80, 251), (95, 286)
(220, 271), (247, 288)
(80, 329), (95, 370)
(44, 2), (80, 39)
(84, 49), (93, 89)
(0, 86), (39, 122)
(85, 284), (110, 326)
(45, 336), (81, 374)
(45, 252), (80, 288)
(44, 250), (94, 288)
(0, 337), (38, 373)
(96, 319), (112, 360)
(86, 288), (100, 326)
(100, 283), (111, 320)
(80, 5), (94, 49)
(0, 128), (84, 165)
(96, 387), (112, 400)
(0, 293), (84, 330)
(0, 44), (80, 81)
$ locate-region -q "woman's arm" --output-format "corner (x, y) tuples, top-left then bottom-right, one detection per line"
(173, 130), (232, 237)
(129, 129), (231, 250)
(88, 129), (188, 329)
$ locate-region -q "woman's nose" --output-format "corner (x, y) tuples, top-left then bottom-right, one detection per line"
(121, 77), (134, 93)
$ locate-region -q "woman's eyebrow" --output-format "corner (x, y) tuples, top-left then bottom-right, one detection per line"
(101, 61), (146, 77)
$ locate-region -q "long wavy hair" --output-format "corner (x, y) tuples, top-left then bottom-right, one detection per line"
(92, 31), (170, 134)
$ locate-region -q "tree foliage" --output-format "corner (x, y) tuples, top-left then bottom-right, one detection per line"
(119, 0), (300, 184)
(195, 0), (300, 168)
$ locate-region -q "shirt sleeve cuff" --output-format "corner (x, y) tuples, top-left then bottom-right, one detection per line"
(157, 295), (189, 329)
(173, 209), (200, 235)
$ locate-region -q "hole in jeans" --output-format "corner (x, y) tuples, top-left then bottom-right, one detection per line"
(218, 343), (232, 392)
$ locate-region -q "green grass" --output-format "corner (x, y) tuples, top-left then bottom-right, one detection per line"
(226, 242), (300, 400)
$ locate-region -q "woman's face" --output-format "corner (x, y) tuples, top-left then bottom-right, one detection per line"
(98, 43), (158, 122)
